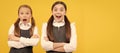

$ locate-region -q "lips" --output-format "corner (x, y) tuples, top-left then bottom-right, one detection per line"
(56, 16), (61, 18)
(23, 19), (27, 21)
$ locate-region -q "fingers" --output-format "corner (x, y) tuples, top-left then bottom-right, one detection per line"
(31, 34), (39, 38)
(44, 36), (49, 41)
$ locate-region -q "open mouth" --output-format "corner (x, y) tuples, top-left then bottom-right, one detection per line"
(23, 19), (27, 21)
(56, 15), (61, 18)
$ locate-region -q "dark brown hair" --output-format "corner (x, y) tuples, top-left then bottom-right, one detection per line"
(14, 5), (35, 37)
(47, 1), (71, 42)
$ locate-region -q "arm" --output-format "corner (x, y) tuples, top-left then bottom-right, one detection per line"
(44, 36), (65, 49)
(20, 26), (40, 46)
(52, 23), (77, 52)
(44, 34), (66, 52)
(9, 34), (39, 47)
(41, 23), (77, 52)
(63, 23), (77, 52)
(8, 24), (26, 49)
(9, 27), (40, 46)
(41, 23), (54, 51)
(19, 34), (39, 46)
(8, 40), (26, 49)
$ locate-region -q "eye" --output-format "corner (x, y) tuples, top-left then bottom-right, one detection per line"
(53, 8), (57, 12)
(60, 9), (63, 12)
(60, 8), (64, 12)
(26, 12), (29, 15)
(20, 12), (24, 15)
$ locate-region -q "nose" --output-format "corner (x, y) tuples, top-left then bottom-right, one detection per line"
(56, 11), (61, 14)
(23, 14), (27, 18)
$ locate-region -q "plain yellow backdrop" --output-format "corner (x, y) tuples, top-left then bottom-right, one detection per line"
(0, 0), (120, 53)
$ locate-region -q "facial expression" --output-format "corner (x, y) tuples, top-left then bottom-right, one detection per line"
(52, 4), (66, 22)
(18, 7), (32, 24)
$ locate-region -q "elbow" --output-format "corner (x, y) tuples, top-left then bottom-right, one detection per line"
(41, 42), (49, 51)
(8, 41), (21, 49)
(8, 41), (12, 48)
(41, 41), (53, 51)
(8, 41), (14, 48)
(31, 39), (39, 46)
(71, 45), (76, 51)
(69, 45), (76, 52)
(64, 44), (77, 52)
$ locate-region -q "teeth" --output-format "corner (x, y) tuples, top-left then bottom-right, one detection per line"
(56, 16), (61, 18)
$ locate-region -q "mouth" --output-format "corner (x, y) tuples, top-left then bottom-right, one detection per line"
(56, 15), (61, 19)
(23, 19), (27, 21)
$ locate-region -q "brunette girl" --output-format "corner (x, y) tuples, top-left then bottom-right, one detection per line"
(8, 5), (39, 53)
(41, 1), (77, 53)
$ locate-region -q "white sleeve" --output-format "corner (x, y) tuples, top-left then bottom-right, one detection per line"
(41, 23), (54, 51)
(33, 26), (39, 35)
(8, 24), (26, 48)
(8, 24), (14, 35)
(8, 41), (26, 49)
(19, 26), (40, 46)
(64, 23), (77, 52)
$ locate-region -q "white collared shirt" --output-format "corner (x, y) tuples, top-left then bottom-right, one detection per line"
(19, 21), (31, 30)
(53, 20), (65, 27)
(8, 21), (39, 49)
(41, 22), (77, 52)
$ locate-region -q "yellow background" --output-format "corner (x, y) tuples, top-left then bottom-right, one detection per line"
(0, 0), (120, 53)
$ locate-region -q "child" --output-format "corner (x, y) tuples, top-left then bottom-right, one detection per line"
(8, 5), (39, 53)
(41, 1), (77, 53)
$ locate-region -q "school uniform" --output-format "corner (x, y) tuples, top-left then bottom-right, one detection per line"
(41, 20), (77, 53)
(8, 21), (39, 53)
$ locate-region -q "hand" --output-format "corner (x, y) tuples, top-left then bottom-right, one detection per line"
(31, 34), (39, 38)
(8, 35), (19, 41)
(44, 36), (49, 41)
(53, 42), (66, 49)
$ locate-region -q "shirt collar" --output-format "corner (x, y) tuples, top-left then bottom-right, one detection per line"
(19, 21), (31, 30)
(53, 20), (65, 27)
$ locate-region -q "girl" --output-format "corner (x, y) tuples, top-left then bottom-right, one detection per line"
(41, 1), (77, 53)
(8, 5), (39, 53)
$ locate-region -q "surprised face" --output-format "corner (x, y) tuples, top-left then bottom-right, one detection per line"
(52, 4), (66, 22)
(18, 7), (32, 24)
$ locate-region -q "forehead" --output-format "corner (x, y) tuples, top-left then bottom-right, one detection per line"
(19, 7), (31, 12)
(53, 4), (65, 9)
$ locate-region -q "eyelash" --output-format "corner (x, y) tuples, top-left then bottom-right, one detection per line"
(20, 13), (29, 15)
(54, 9), (64, 12)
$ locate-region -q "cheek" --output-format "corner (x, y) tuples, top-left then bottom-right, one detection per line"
(28, 15), (32, 18)
(62, 12), (66, 15)
(52, 12), (55, 15)
(18, 15), (22, 19)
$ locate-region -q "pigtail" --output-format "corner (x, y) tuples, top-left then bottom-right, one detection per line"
(64, 15), (71, 43)
(30, 17), (35, 37)
(47, 15), (54, 41)
(14, 18), (20, 37)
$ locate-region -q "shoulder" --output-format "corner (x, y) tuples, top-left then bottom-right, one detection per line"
(9, 24), (15, 30)
(34, 26), (38, 30)
(42, 22), (47, 27)
(70, 22), (76, 28)
(10, 24), (15, 27)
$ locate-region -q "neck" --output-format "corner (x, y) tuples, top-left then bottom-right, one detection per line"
(22, 20), (30, 25)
